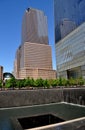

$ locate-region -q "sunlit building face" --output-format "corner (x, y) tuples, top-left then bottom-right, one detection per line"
(21, 8), (48, 44)
(54, 0), (85, 79)
(14, 8), (56, 79)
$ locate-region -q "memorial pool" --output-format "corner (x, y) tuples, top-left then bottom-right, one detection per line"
(0, 102), (85, 130)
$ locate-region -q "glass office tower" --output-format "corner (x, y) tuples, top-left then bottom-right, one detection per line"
(56, 23), (85, 79)
(54, 0), (85, 43)
(54, 0), (85, 78)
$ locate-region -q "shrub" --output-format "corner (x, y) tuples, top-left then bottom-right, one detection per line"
(61, 78), (68, 86)
(77, 77), (85, 86)
(68, 78), (76, 87)
(43, 79), (50, 89)
(50, 79), (58, 88)
(58, 77), (63, 86)
(35, 78), (44, 88)
(0, 80), (2, 88)
(24, 77), (31, 87)
(5, 77), (16, 89)
(16, 79), (25, 89)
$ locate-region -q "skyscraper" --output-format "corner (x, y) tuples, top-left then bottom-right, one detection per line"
(21, 8), (48, 44)
(54, 0), (85, 78)
(54, 0), (85, 43)
(14, 8), (56, 79)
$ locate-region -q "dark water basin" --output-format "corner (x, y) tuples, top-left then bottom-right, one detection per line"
(0, 102), (85, 130)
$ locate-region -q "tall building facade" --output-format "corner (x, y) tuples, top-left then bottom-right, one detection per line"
(14, 8), (56, 79)
(56, 22), (85, 78)
(54, 0), (85, 79)
(0, 66), (3, 80)
(21, 8), (48, 44)
(54, 0), (85, 43)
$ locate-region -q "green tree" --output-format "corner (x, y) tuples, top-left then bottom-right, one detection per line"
(0, 80), (2, 90)
(43, 79), (50, 89)
(5, 79), (11, 88)
(24, 77), (31, 87)
(68, 78), (76, 87)
(16, 79), (24, 89)
(5, 77), (16, 89)
(50, 79), (58, 88)
(35, 78), (44, 88)
(30, 78), (36, 87)
(77, 77), (85, 86)
(61, 78), (68, 86)
(58, 77), (63, 86)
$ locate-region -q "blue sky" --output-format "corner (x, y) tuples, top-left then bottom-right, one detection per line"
(0, 0), (56, 73)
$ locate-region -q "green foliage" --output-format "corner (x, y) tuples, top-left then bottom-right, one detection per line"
(76, 77), (85, 86)
(30, 78), (36, 87)
(68, 78), (76, 86)
(58, 77), (63, 86)
(0, 80), (2, 88)
(5, 79), (11, 88)
(49, 79), (58, 87)
(43, 79), (50, 89)
(61, 78), (68, 86)
(5, 77), (16, 89)
(24, 77), (31, 87)
(35, 78), (44, 87)
(3, 76), (85, 89)
(16, 79), (25, 89)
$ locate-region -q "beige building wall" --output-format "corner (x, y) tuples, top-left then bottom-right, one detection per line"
(38, 69), (56, 79)
(14, 46), (21, 78)
(19, 68), (56, 80)
(0, 66), (3, 80)
(14, 42), (56, 79)
(20, 42), (52, 69)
